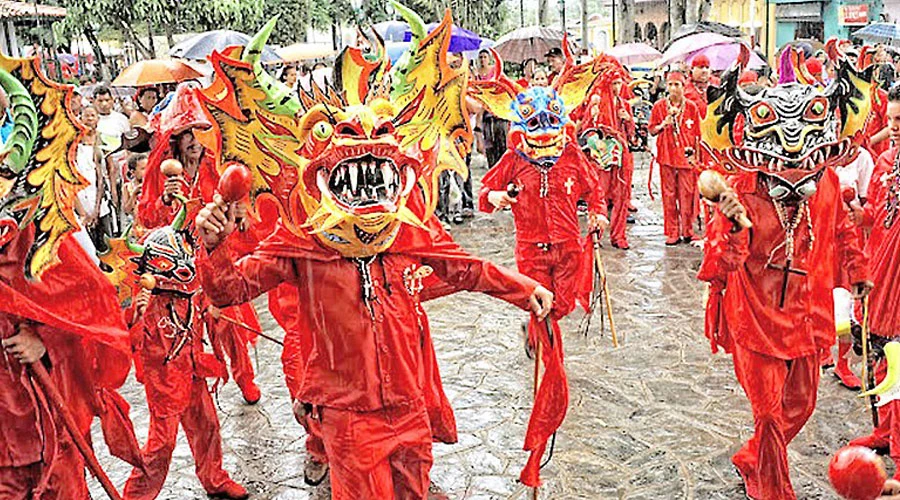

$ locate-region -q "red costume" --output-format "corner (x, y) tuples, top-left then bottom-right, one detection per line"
(1, 228), (141, 499)
(650, 89), (701, 242)
(198, 220), (541, 498)
(572, 61), (635, 249)
(849, 147), (900, 461)
(480, 143), (605, 320)
(699, 170), (868, 499)
(138, 86), (262, 405)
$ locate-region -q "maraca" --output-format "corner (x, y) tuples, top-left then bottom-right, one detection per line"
(217, 164), (253, 229)
(139, 273), (157, 290)
(842, 186), (857, 205)
(507, 182), (521, 198)
(828, 445), (887, 500)
(160, 159), (183, 178)
(697, 170), (752, 229)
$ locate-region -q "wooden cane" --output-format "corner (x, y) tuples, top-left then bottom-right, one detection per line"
(210, 309), (285, 346)
(531, 319), (543, 500)
(592, 235), (618, 348)
(861, 296), (879, 427)
(28, 362), (123, 500)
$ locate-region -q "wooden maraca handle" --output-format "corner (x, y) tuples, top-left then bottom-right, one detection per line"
(697, 170), (752, 229)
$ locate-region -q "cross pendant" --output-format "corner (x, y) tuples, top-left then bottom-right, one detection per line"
(766, 258), (808, 309)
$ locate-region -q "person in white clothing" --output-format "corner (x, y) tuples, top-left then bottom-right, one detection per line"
(74, 105), (112, 253)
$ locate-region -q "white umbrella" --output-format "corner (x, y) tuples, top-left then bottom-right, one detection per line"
(606, 42), (662, 66)
(493, 26), (575, 63)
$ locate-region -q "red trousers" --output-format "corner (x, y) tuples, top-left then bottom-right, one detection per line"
(731, 346), (819, 500)
(321, 403), (432, 499)
(659, 165), (697, 240)
(123, 379), (231, 499)
(0, 438), (87, 499)
(598, 168), (629, 247)
(214, 319), (256, 393)
(515, 239), (583, 320)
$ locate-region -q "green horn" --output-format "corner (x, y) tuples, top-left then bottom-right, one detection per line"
(171, 194), (188, 231)
(242, 16), (302, 117)
(124, 225), (145, 255)
(0, 68), (37, 175)
(391, 2), (425, 43)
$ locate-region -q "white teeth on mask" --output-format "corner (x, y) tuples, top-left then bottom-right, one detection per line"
(349, 164), (359, 193)
(382, 164), (394, 191)
(317, 169), (329, 196)
(403, 166), (416, 196)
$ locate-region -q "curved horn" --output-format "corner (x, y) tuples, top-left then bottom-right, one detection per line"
(552, 35), (577, 92)
(170, 194), (189, 231)
(0, 68), (37, 175)
(778, 48), (797, 84)
(124, 225), (145, 255)
(392, 1), (426, 43)
(242, 16), (302, 116)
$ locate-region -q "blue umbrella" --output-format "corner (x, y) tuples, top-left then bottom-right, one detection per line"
(403, 23), (484, 53)
(170, 30), (281, 62)
(374, 21), (410, 43)
(854, 22), (900, 47)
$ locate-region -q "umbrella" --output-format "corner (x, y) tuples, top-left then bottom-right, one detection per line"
(493, 25), (574, 63)
(658, 32), (736, 67)
(374, 20), (409, 42)
(607, 42), (662, 66)
(277, 43), (337, 63)
(666, 21), (745, 50)
(403, 23), (484, 53)
(854, 22), (900, 47)
(170, 30), (281, 62)
(112, 59), (203, 87)
(685, 43), (767, 71)
(777, 38), (826, 58)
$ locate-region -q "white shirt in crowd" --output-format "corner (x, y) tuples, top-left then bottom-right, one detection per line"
(834, 148), (875, 202)
(96, 111), (130, 150)
(75, 143), (110, 218)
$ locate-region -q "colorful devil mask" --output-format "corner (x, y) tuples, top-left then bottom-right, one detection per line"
(199, 3), (471, 258)
(127, 197), (199, 295)
(469, 47), (606, 166)
(0, 52), (85, 279)
(703, 42), (875, 191)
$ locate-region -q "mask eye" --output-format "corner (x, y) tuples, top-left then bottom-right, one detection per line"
(147, 256), (175, 272)
(520, 105), (534, 118)
(804, 98), (828, 122)
(374, 122), (395, 137)
(797, 179), (819, 197)
(547, 114), (560, 127)
(749, 103), (777, 126)
(549, 101), (562, 114)
(527, 117), (541, 130)
(336, 123), (364, 138)
(768, 185), (790, 200)
(312, 121), (333, 141)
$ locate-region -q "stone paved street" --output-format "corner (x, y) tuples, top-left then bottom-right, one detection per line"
(93, 155), (876, 499)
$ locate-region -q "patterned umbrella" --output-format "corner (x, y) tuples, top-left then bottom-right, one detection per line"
(169, 30), (281, 62)
(854, 22), (900, 47)
(492, 26), (575, 63)
(658, 32), (735, 67)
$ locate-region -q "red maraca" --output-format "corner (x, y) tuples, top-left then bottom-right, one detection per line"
(842, 186), (857, 205)
(829, 445), (887, 500)
(217, 164), (252, 230)
(217, 164), (253, 203)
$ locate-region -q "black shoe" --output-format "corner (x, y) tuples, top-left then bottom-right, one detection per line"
(626, 214), (635, 224)
(452, 213), (464, 224)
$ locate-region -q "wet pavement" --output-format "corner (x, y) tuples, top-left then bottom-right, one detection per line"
(92, 154), (874, 499)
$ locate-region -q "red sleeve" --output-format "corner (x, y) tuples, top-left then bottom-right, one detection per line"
(281, 324), (304, 400)
(478, 150), (516, 213)
(197, 242), (297, 307)
(687, 101), (701, 147)
(835, 195), (869, 285)
(423, 255), (539, 311)
(697, 207), (750, 282)
(137, 159), (178, 229)
(863, 152), (892, 228)
(621, 101), (636, 138)
(649, 101), (664, 133)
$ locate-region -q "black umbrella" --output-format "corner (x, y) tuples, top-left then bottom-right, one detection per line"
(169, 30), (281, 62)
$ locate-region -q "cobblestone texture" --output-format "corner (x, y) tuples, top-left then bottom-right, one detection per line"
(91, 154), (875, 499)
